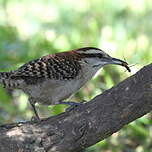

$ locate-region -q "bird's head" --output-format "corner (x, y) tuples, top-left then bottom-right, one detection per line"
(75, 47), (131, 72)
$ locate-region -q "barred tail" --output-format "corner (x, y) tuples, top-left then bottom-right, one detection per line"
(0, 72), (22, 88)
(0, 72), (10, 82)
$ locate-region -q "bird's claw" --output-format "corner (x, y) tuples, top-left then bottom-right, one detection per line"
(65, 100), (86, 112)
(31, 116), (41, 122)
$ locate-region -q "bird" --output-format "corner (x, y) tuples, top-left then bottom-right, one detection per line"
(0, 47), (131, 120)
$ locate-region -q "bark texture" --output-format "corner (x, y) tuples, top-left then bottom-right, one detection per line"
(0, 63), (152, 152)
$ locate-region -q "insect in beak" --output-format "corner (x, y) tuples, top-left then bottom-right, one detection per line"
(111, 58), (131, 72)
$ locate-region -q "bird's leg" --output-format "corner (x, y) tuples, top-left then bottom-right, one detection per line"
(29, 98), (40, 121)
(59, 100), (86, 111)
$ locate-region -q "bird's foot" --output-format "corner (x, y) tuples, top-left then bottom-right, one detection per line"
(31, 116), (41, 122)
(59, 100), (86, 112)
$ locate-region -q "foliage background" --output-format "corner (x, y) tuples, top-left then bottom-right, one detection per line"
(0, 0), (151, 151)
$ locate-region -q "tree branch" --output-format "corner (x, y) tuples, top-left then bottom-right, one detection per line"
(0, 63), (152, 152)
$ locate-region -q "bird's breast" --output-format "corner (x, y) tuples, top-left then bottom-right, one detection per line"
(22, 66), (101, 105)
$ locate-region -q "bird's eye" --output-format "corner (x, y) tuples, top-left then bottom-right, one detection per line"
(98, 54), (103, 58)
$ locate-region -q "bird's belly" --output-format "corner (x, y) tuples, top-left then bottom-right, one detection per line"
(52, 79), (83, 103)
(23, 79), (84, 105)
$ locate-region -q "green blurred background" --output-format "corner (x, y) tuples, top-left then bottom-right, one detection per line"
(0, 0), (151, 151)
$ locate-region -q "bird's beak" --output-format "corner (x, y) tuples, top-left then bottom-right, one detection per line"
(110, 57), (131, 72)
(103, 57), (131, 72)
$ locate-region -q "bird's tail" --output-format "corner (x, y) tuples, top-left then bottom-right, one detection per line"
(0, 72), (21, 88)
(0, 72), (10, 81)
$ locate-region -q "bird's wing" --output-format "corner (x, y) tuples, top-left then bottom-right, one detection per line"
(10, 55), (81, 83)
(11, 58), (48, 78)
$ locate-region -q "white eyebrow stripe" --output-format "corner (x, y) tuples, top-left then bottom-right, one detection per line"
(78, 49), (103, 54)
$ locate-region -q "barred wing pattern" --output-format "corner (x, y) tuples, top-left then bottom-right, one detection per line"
(11, 53), (82, 84)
